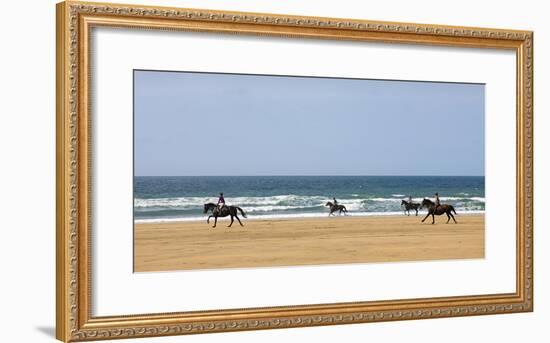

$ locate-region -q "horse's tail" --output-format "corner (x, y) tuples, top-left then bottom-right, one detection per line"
(342, 206), (348, 212)
(450, 205), (457, 215)
(237, 206), (247, 218)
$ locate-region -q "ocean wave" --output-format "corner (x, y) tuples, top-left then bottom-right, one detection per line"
(370, 198), (402, 202)
(134, 195), (328, 210)
(439, 196), (484, 202)
(134, 194), (485, 217)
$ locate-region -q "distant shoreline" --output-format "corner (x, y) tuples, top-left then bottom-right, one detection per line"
(134, 211), (485, 225)
(135, 175), (486, 177)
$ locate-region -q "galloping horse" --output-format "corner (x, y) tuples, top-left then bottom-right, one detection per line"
(401, 200), (420, 216)
(325, 201), (348, 216)
(420, 198), (457, 224)
(203, 203), (247, 228)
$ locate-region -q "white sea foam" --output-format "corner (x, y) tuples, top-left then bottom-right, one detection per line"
(134, 194), (486, 216)
(134, 195), (327, 209)
(370, 198), (402, 202)
(135, 210), (486, 224)
(440, 196), (485, 202)
(133, 195), (485, 228)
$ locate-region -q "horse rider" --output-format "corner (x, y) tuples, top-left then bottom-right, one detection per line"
(217, 192), (226, 213)
(434, 192), (441, 211)
(333, 197), (338, 206)
(408, 195), (413, 204)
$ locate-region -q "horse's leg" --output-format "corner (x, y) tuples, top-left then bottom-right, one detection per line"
(450, 212), (457, 223)
(431, 213), (435, 224)
(422, 212), (431, 222)
(207, 215), (212, 224)
(446, 212), (451, 223)
(213, 216), (217, 228)
(228, 215), (234, 227)
(235, 215), (243, 226)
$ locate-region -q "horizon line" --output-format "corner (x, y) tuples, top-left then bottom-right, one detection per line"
(134, 69), (486, 86)
(134, 174), (485, 177)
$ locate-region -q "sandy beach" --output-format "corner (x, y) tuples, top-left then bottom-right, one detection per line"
(134, 214), (484, 272)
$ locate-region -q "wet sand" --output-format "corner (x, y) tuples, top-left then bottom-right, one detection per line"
(134, 214), (484, 272)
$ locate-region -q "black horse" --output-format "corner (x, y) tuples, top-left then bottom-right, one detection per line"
(203, 203), (247, 228)
(325, 201), (348, 216)
(401, 200), (420, 216)
(420, 198), (457, 224)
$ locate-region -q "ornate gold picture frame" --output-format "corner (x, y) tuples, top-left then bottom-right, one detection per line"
(56, 1), (533, 341)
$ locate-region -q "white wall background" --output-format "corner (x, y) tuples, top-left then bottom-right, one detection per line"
(0, 0), (547, 342)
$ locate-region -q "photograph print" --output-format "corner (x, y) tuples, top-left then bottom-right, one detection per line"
(133, 70), (485, 272)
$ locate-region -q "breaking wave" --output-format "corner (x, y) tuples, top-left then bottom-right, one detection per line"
(134, 194), (485, 221)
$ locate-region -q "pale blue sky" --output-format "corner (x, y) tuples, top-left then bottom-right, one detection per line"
(134, 70), (484, 176)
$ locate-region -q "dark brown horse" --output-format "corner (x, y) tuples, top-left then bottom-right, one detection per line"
(421, 199), (457, 224)
(203, 203), (247, 228)
(401, 200), (420, 216)
(325, 201), (348, 216)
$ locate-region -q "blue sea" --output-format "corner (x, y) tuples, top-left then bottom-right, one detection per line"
(134, 176), (484, 223)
